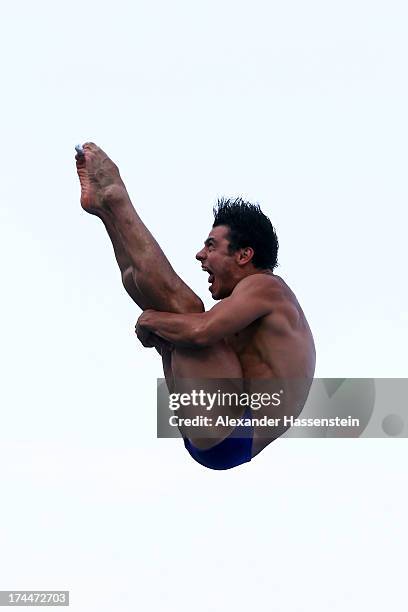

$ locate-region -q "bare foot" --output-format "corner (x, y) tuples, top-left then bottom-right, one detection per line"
(76, 142), (126, 215)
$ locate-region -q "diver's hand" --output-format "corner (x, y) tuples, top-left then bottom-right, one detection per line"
(135, 312), (174, 353)
(135, 320), (157, 348)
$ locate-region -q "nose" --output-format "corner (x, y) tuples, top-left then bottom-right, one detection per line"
(196, 248), (205, 261)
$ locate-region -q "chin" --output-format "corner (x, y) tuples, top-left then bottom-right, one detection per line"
(211, 286), (231, 300)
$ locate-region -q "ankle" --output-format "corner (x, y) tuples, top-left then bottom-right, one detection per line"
(101, 183), (129, 210)
(101, 182), (129, 203)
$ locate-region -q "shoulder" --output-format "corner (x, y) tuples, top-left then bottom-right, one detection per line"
(233, 273), (301, 327)
(233, 272), (284, 298)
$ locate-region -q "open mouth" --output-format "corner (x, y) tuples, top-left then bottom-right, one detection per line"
(202, 267), (215, 288)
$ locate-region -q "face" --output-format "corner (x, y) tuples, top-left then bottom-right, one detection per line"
(196, 225), (239, 299)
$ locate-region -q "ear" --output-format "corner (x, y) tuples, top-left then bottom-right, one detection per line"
(236, 247), (254, 266)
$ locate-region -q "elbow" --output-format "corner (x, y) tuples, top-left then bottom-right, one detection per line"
(191, 322), (215, 349)
(193, 337), (211, 349)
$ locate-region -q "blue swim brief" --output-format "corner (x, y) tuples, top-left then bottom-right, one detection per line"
(183, 407), (253, 470)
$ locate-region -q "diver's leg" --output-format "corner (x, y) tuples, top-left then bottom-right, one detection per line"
(76, 143), (245, 449)
(76, 142), (202, 314)
(99, 214), (147, 305)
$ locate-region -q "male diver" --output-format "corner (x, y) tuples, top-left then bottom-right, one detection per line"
(75, 142), (315, 469)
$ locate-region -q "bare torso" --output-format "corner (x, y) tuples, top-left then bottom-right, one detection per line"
(223, 274), (315, 455)
(225, 274), (315, 380)
(171, 273), (316, 453)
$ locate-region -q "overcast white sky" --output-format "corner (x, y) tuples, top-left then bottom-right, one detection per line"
(0, 1), (407, 610)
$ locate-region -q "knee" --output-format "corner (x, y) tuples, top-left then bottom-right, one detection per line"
(184, 295), (204, 314)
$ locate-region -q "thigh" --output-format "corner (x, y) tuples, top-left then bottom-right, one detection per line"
(170, 341), (246, 449)
(171, 340), (242, 380)
(161, 348), (175, 394)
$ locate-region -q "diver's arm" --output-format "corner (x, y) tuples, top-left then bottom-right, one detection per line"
(136, 275), (276, 348)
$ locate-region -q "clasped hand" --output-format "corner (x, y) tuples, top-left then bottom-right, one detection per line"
(135, 310), (173, 354)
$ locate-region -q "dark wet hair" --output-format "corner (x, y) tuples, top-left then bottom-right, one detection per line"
(213, 197), (279, 270)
